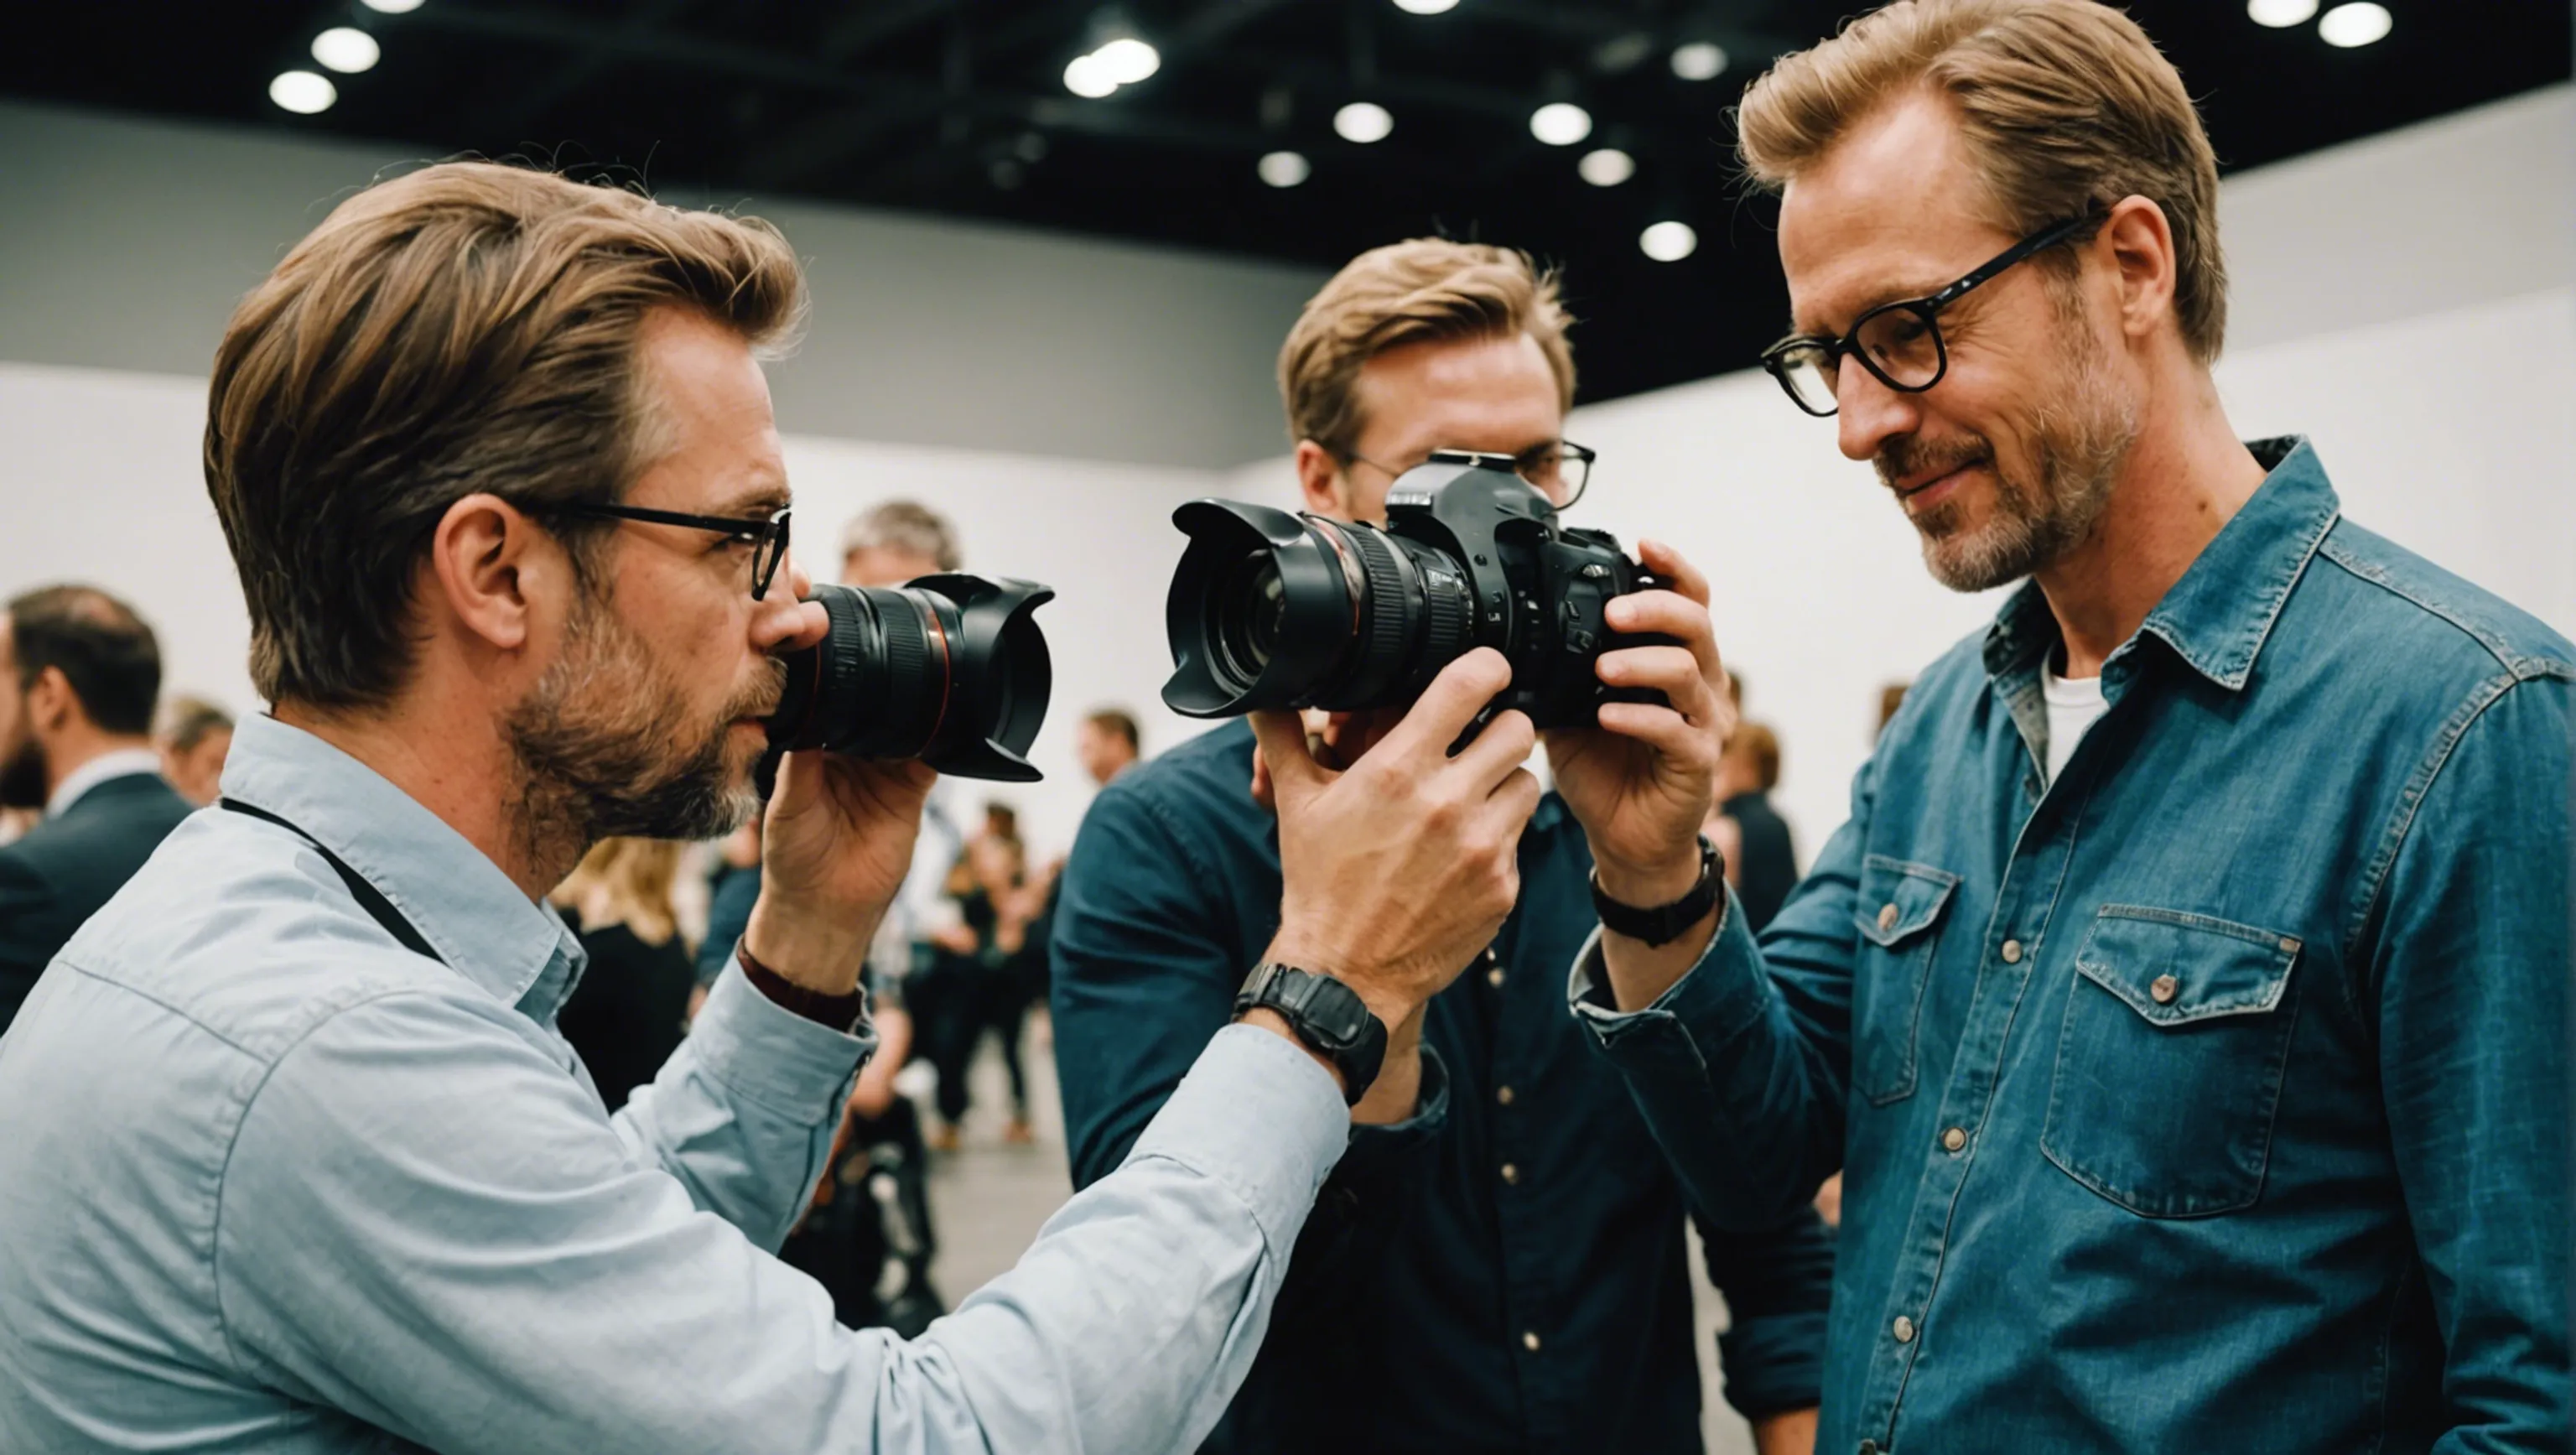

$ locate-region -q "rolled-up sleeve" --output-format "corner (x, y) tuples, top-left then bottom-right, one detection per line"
(214, 979), (1348, 1455)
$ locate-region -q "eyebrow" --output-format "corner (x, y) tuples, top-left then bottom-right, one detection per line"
(709, 477), (792, 517)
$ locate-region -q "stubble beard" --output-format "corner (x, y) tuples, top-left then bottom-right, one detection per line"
(506, 588), (781, 876)
(1888, 303), (2141, 595)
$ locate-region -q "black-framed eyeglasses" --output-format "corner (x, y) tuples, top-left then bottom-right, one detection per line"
(1345, 439), (1600, 508)
(558, 502), (794, 600)
(1759, 213), (2101, 418)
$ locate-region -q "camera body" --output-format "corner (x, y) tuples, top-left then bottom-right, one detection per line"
(1163, 451), (1665, 730)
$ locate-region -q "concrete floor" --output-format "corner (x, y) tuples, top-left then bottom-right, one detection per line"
(917, 1017), (1760, 1455)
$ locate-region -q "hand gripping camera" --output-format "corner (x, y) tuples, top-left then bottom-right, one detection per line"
(1161, 451), (1667, 729)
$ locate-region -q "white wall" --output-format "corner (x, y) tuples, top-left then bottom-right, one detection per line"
(0, 101), (1325, 470)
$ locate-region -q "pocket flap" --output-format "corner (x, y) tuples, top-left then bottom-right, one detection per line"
(1854, 856), (1961, 948)
(2073, 907), (2301, 1027)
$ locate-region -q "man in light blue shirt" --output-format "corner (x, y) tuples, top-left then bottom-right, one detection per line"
(0, 160), (1544, 1453)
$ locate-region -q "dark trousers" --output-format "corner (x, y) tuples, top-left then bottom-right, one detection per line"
(917, 962), (1031, 1127)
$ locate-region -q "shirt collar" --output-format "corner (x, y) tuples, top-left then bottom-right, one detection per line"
(219, 714), (580, 1009)
(1984, 436), (2340, 692)
(46, 747), (167, 818)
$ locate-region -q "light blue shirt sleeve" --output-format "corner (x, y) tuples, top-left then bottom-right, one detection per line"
(213, 962), (1348, 1455)
(609, 961), (865, 1250)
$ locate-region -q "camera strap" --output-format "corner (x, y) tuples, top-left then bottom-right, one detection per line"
(219, 798), (445, 966)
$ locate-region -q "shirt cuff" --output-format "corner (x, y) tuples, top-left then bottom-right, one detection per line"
(1338, 1045), (1451, 1180)
(1567, 885), (1774, 1070)
(1125, 1024), (1350, 1253)
(685, 956), (874, 1120)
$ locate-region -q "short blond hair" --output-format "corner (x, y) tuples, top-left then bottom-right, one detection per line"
(206, 162), (806, 710)
(1279, 239), (1576, 456)
(1738, 0), (2227, 362)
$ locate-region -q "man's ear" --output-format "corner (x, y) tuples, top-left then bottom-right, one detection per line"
(1292, 439), (1348, 516)
(24, 666), (75, 735)
(423, 492), (572, 655)
(2101, 194), (2179, 344)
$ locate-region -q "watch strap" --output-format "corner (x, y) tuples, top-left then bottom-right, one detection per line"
(1234, 963), (1387, 1105)
(1590, 835), (1723, 948)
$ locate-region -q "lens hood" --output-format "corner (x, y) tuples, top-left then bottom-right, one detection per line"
(1162, 500), (1358, 717)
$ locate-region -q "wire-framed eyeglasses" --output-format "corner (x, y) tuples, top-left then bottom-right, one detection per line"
(558, 502), (794, 600)
(1344, 439), (1600, 509)
(1759, 212), (2101, 418)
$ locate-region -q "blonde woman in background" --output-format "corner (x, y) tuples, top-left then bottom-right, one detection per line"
(550, 837), (697, 1111)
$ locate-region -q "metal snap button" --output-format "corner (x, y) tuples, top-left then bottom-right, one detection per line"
(1892, 1315), (1916, 1343)
(1500, 1163), (1519, 1185)
(2151, 974), (2180, 1004)
(1877, 902), (1900, 933)
(1942, 1127), (1967, 1153)
(2000, 938), (2023, 964)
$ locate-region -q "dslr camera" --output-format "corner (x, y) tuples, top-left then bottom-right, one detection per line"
(1163, 450), (1666, 730)
(766, 574), (1055, 782)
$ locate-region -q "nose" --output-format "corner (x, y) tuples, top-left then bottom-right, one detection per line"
(1835, 362), (1923, 465)
(752, 549), (827, 655)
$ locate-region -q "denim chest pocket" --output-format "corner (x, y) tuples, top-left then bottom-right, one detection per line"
(2040, 907), (2303, 1217)
(1851, 857), (1961, 1106)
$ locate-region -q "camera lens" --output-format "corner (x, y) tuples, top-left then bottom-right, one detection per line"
(1163, 500), (1478, 718)
(766, 575), (1055, 782)
(1213, 554), (1285, 683)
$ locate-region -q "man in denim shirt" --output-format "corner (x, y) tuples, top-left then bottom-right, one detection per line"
(1056, 240), (1832, 1454)
(1570, 4), (2571, 1452)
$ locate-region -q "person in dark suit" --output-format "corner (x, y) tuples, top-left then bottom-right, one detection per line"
(0, 585), (193, 1032)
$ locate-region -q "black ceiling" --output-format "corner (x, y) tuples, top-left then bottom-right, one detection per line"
(8, 1), (2568, 405)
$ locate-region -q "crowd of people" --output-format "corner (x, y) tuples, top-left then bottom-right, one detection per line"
(0, 3), (2567, 1452)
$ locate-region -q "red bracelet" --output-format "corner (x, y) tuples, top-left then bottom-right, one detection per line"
(735, 941), (866, 1032)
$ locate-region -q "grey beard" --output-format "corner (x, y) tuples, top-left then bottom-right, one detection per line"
(1914, 341), (2138, 595)
(504, 602), (766, 876)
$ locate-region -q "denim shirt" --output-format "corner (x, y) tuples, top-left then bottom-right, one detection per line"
(1053, 721), (1832, 1454)
(1572, 439), (2573, 1454)
(0, 714), (1348, 1453)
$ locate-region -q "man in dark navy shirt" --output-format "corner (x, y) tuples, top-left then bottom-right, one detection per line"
(1054, 239), (1831, 1454)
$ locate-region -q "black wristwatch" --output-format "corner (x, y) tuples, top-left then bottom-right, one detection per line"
(1234, 963), (1388, 1106)
(1590, 835), (1724, 947)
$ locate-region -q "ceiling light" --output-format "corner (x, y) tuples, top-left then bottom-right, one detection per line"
(1064, 53), (1118, 98)
(1259, 151), (1311, 188)
(1092, 37), (1160, 85)
(310, 28), (381, 74)
(2318, 2), (2392, 46)
(1335, 101), (1394, 144)
(1392, 0), (1462, 12)
(2246, 0), (2319, 25)
(1670, 42), (1727, 81)
(358, 0), (423, 12)
(1530, 102), (1592, 147)
(1577, 148), (1635, 186)
(1639, 221), (1697, 262)
(268, 70), (337, 114)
